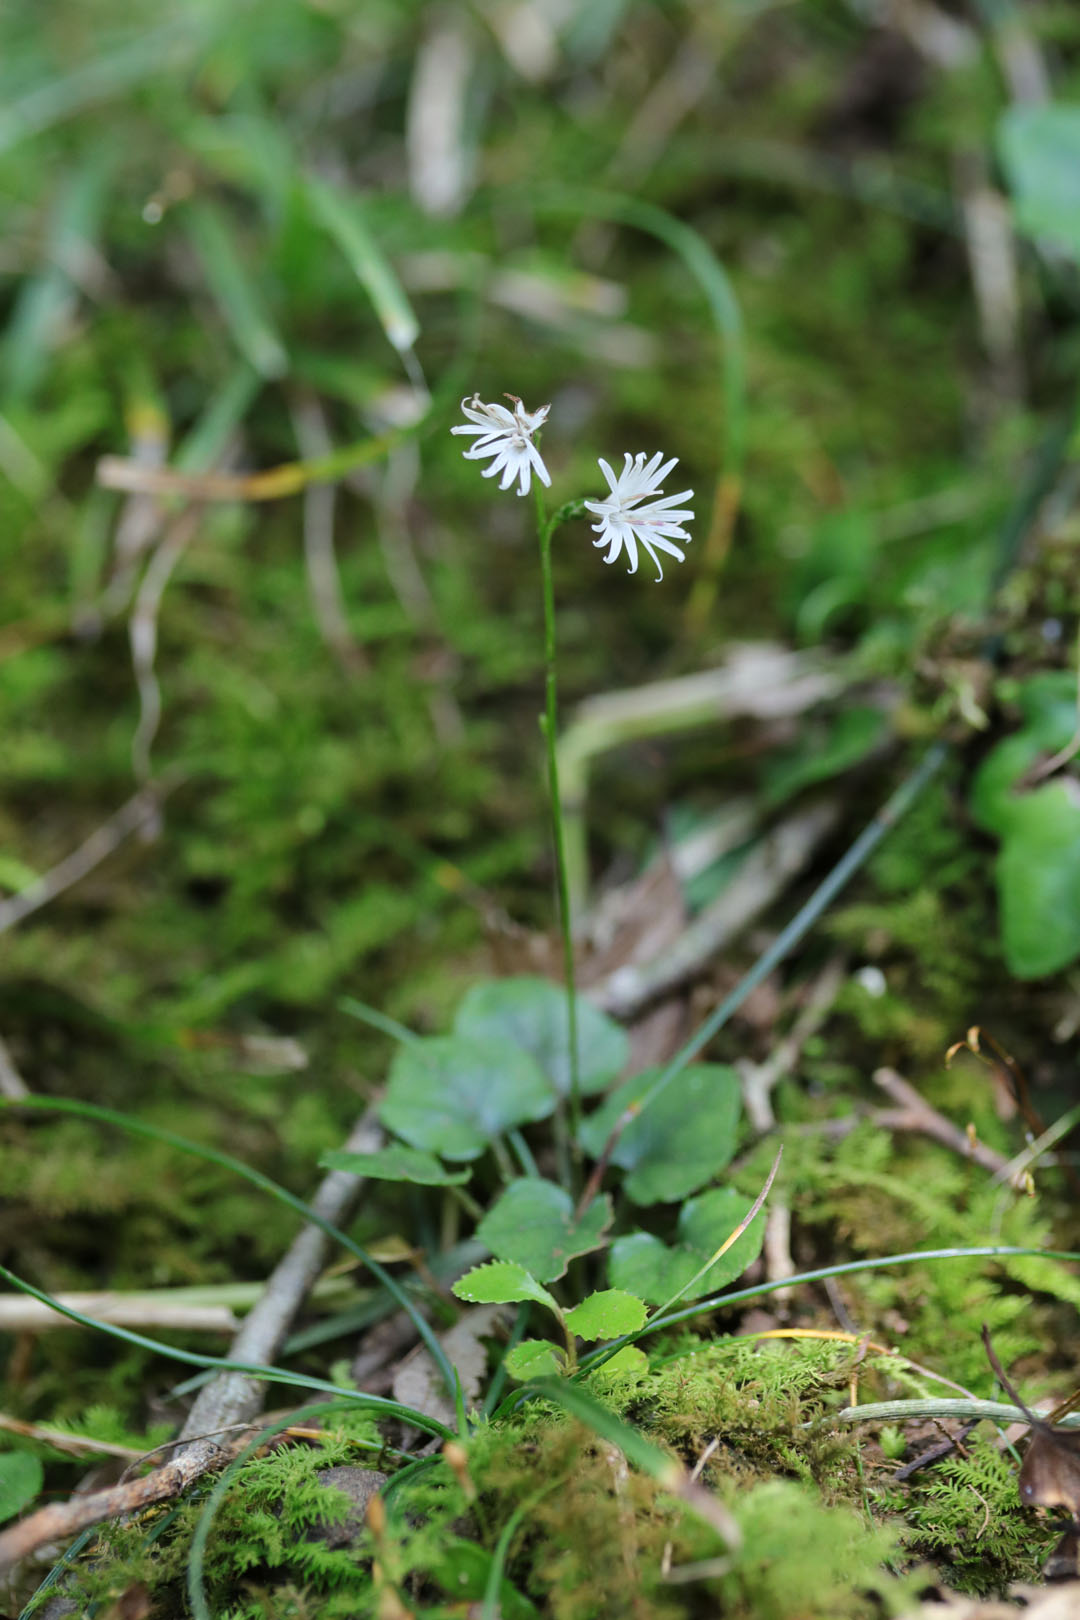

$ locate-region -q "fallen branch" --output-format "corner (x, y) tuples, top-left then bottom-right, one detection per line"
(169, 1108), (384, 1466)
(0, 1447), (225, 1569)
(129, 505), (203, 783)
(0, 777), (180, 937)
(291, 394), (367, 676)
(0, 1292), (239, 1335)
(0, 1110), (384, 1574)
(872, 1067), (1009, 1176)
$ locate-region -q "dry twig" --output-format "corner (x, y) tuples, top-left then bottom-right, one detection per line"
(0, 1110), (384, 1573)
(291, 395), (367, 676)
(0, 780), (178, 938)
(171, 1108), (384, 1467)
(872, 1068), (1009, 1176)
(129, 505), (203, 783)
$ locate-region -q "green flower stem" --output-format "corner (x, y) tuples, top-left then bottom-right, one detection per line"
(535, 491), (587, 1180)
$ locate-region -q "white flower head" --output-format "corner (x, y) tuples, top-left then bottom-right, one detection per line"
(451, 393), (552, 497)
(584, 452), (694, 582)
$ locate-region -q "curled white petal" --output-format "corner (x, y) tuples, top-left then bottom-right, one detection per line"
(451, 392), (551, 496)
(584, 451), (694, 581)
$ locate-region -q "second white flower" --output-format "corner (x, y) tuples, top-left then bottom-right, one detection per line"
(584, 452), (694, 581)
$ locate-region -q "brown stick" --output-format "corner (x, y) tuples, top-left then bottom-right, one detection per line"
(0, 1451), (211, 1569)
(871, 1067), (1009, 1175)
(0, 777), (180, 937)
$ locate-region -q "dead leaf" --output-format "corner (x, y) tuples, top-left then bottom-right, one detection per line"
(983, 1327), (1080, 1519)
(393, 1304), (506, 1429)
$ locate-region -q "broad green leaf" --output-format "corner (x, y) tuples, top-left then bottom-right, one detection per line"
(0, 1451), (43, 1524)
(504, 1340), (566, 1380)
(609, 1187), (765, 1305)
(996, 784), (1080, 978)
(318, 1144), (471, 1186)
(586, 1345), (649, 1385)
(999, 104), (1080, 260)
(477, 1179), (612, 1282)
(970, 674), (1078, 835)
(379, 1036), (554, 1161)
(578, 1064), (741, 1205)
(454, 977), (628, 1098)
(452, 1261), (559, 1314)
(608, 1231), (699, 1304)
(565, 1289), (647, 1341)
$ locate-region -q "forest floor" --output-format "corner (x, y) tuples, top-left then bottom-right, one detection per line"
(2, 2), (1080, 1616)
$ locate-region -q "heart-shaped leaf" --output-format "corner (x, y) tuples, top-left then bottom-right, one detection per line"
(452, 1261), (558, 1314)
(970, 673), (1079, 836)
(996, 784), (1080, 978)
(0, 1451), (43, 1524)
(587, 1345), (649, 1385)
(319, 1144), (472, 1186)
(565, 1289), (647, 1342)
(578, 1064), (741, 1205)
(609, 1187), (765, 1305)
(999, 104), (1080, 260)
(504, 1339), (566, 1380)
(379, 1035), (554, 1161)
(477, 1178), (612, 1282)
(454, 976), (628, 1097)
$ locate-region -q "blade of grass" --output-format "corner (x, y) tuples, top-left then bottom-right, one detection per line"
(183, 197), (288, 380)
(576, 1243), (1080, 1374)
(481, 1479), (563, 1620)
(2, 145), (115, 402)
(306, 178), (421, 360)
(0, 17), (200, 153)
(0, 1094), (457, 1400)
(519, 1379), (740, 1548)
(0, 1260), (452, 1439)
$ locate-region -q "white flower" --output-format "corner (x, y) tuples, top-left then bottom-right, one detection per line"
(451, 393), (552, 497)
(584, 452), (694, 581)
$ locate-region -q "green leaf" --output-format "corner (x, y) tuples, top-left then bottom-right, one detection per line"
(586, 1345), (649, 1385)
(477, 1179), (612, 1282)
(565, 1289), (647, 1341)
(996, 783), (1080, 978)
(454, 977), (628, 1098)
(504, 1340), (566, 1380)
(609, 1187), (766, 1305)
(452, 1261), (559, 1314)
(970, 674), (1078, 835)
(379, 1036), (555, 1161)
(999, 104), (1080, 260)
(0, 1451), (43, 1524)
(318, 1144), (471, 1186)
(578, 1064), (741, 1205)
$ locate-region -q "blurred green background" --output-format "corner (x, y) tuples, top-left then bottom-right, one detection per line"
(2, 0), (1079, 1287)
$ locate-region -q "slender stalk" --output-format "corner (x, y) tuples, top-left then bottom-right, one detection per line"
(535, 488), (584, 1177)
